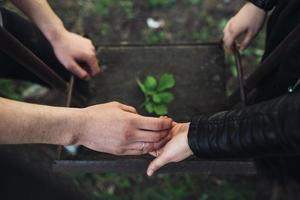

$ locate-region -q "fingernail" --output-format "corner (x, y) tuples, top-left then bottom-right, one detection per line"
(147, 169), (153, 176)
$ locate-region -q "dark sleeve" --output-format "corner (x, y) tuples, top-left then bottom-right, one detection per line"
(247, 0), (279, 11)
(188, 90), (300, 159)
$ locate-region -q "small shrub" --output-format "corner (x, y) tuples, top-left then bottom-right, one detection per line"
(136, 73), (175, 116)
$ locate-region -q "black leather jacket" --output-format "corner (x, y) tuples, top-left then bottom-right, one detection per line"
(188, 88), (300, 159)
(187, 0), (300, 163)
(247, 0), (279, 11)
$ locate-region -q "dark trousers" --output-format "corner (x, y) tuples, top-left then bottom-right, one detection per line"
(0, 7), (70, 86)
(0, 8), (89, 199)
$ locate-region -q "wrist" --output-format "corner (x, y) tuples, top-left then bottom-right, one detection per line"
(246, 1), (268, 13)
(42, 19), (68, 45)
(62, 107), (84, 146)
(246, 0), (270, 13)
(183, 123), (193, 156)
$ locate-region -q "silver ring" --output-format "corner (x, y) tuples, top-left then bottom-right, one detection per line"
(140, 142), (145, 152)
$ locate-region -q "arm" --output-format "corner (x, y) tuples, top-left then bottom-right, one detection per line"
(0, 98), (173, 155)
(188, 91), (300, 159)
(10, 0), (100, 79)
(147, 90), (300, 176)
(0, 97), (77, 145)
(10, 0), (65, 43)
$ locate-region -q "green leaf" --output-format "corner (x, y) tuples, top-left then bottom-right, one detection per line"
(144, 76), (157, 91)
(158, 74), (175, 92)
(157, 92), (174, 104)
(136, 78), (146, 93)
(154, 104), (168, 116)
(145, 102), (154, 113)
(152, 94), (161, 103)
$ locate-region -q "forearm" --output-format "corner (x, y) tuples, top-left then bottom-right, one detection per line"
(10, 0), (66, 43)
(0, 97), (81, 145)
(188, 90), (300, 159)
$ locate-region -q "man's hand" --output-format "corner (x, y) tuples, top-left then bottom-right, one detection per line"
(51, 31), (100, 79)
(75, 102), (173, 155)
(10, 0), (101, 79)
(223, 2), (267, 52)
(147, 122), (193, 176)
(0, 98), (171, 155)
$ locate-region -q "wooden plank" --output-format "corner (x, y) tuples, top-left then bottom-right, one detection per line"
(53, 159), (256, 175)
(90, 44), (226, 121)
(53, 44), (254, 174)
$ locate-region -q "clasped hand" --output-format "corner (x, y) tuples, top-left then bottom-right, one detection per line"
(75, 102), (193, 175)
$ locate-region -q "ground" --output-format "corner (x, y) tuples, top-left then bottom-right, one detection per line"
(0, 0), (284, 199)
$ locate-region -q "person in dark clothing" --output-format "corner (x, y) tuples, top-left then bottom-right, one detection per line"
(0, 1), (173, 198)
(147, 0), (300, 180)
(0, 1), (174, 199)
(0, 0), (172, 160)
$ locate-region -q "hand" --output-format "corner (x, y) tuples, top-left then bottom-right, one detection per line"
(51, 30), (101, 79)
(223, 2), (267, 52)
(147, 122), (193, 176)
(75, 102), (173, 155)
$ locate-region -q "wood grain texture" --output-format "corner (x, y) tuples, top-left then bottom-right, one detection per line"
(90, 44), (227, 121)
(53, 159), (256, 175)
(53, 44), (256, 174)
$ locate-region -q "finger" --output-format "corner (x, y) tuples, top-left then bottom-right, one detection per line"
(135, 116), (173, 131)
(240, 30), (253, 51)
(131, 129), (169, 143)
(84, 54), (101, 76)
(160, 116), (168, 119)
(68, 60), (89, 79)
(172, 121), (177, 127)
(153, 133), (172, 150)
(126, 142), (154, 153)
(127, 133), (170, 153)
(222, 24), (231, 51)
(223, 25), (242, 53)
(147, 153), (169, 176)
(122, 150), (145, 156)
(119, 104), (137, 113)
(149, 151), (157, 157)
(149, 147), (164, 157)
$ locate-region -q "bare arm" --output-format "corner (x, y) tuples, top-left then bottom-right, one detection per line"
(0, 97), (173, 155)
(10, 0), (66, 45)
(0, 97), (78, 145)
(9, 0), (100, 79)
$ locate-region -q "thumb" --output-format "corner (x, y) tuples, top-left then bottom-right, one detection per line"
(68, 60), (89, 79)
(240, 30), (253, 51)
(147, 151), (170, 176)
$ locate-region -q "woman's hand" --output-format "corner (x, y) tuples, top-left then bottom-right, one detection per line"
(223, 2), (267, 52)
(51, 30), (101, 79)
(147, 122), (193, 176)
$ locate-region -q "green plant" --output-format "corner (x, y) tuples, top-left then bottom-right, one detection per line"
(189, 0), (202, 5)
(120, 0), (134, 19)
(95, 0), (114, 17)
(136, 73), (175, 116)
(0, 79), (28, 100)
(147, 0), (176, 9)
(143, 30), (167, 45)
(95, 0), (134, 19)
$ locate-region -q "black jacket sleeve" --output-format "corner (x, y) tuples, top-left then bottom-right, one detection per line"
(247, 0), (279, 11)
(188, 90), (300, 159)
